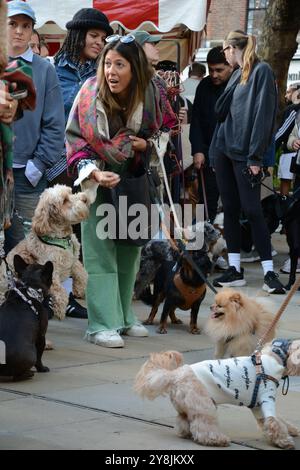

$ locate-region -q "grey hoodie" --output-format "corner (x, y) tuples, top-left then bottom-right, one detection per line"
(210, 61), (277, 166)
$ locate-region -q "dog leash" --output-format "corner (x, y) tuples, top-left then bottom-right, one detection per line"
(151, 152), (218, 294)
(159, 220), (218, 294)
(254, 275), (300, 353)
(200, 167), (210, 222)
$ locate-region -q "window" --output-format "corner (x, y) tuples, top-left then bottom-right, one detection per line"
(247, 0), (269, 36)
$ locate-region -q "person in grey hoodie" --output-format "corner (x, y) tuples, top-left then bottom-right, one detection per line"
(211, 30), (285, 295)
(5, 1), (64, 252)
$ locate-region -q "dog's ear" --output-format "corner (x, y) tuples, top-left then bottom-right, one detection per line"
(286, 340), (300, 376)
(41, 261), (54, 288)
(32, 191), (52, 236)
(229, 291), (242, 307)
(13, 254), (28, 276)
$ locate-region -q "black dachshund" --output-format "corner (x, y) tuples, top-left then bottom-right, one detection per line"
(143, 250), (211, 334)
(0, 255), (53, 381)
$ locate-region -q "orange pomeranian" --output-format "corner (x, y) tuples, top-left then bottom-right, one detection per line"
(205, 288), (276, 358)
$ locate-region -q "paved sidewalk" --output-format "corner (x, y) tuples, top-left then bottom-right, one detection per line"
(0, 234), (300, 450)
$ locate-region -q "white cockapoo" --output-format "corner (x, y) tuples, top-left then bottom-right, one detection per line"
(7, 185), (92, 320)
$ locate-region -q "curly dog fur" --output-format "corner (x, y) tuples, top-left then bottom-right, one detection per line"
(7, 185), (91, 320)
(135, 341), (300, 448)
(204, 288), (276, 358)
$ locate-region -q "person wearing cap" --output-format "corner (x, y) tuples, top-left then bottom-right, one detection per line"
(54, 8), (113, 124)
(4, 0), (65, 252)
(133, 30), (162, 67)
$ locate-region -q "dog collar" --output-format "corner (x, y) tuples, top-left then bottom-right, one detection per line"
(271, 339), (292, 367)
(39, 235), (73, 251)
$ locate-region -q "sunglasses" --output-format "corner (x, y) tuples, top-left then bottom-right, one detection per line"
(105, 34), (136, 44)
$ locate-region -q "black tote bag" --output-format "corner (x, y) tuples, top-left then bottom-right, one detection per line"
(102, 160), (161, 246)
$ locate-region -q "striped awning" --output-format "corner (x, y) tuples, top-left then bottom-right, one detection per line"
(24, 0), (208, 32)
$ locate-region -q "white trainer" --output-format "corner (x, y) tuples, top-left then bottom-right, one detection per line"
(86, 330), (124, 348)
(215, 256), (228, 270)
(123, 323), (149, 337)
(280, 258), (300, 274)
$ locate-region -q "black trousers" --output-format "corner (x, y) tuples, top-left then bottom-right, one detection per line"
(215, 153), (271, 261)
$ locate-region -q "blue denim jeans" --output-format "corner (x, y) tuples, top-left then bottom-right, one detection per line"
(4, 168), (47, 253)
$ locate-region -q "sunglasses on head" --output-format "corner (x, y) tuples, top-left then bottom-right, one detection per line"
(105, 34), (136, 44)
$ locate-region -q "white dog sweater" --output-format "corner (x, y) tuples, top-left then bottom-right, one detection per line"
(190, 355), (284, 418)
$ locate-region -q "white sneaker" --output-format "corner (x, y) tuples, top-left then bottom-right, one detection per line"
(86, 330), (124, 348)
(123, 323), (149, 337)
(241, 249), (260, 262)
(280, 258), (300, 274)
(215, 256), (228, 270)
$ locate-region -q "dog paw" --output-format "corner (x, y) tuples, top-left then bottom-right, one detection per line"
(36, 365), (50, 373)
(156, 326), (168, 334)
(13, 370), (35, 381)
(143, 319), (154, 325)
(190, 327), (201, 335)
(273, 437), (295, 449)
(54, 310), (66, 321)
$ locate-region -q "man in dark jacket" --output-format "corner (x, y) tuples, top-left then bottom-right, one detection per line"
(190, 46), (232, 227)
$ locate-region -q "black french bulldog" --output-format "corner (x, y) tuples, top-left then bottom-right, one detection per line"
(143, 250), (211, 334)
(0, 255), (53, 381)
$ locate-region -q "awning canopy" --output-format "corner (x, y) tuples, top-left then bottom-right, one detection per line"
(25, 0), (208, 32)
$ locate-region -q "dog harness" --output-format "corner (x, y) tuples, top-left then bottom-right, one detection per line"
(173, 273), (206, 310)
(38, 235), (74, 253)
(249, 339), (292, 408)
(11, 286), (44, 316)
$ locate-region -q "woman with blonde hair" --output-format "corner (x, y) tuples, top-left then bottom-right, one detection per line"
(66, 35), (175, 348)
(211, 30), (285, 294)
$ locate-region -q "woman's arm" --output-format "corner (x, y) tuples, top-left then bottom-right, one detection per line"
(287, 122), (300, 151)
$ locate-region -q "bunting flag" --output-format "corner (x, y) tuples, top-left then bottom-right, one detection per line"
(24, 0), (208, 32)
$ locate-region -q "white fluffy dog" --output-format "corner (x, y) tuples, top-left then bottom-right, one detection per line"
(134, 339), (300, 449)
(7, 185), (91, 320)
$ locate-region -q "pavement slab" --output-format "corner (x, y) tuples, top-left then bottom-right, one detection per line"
(0, 233), (300, 450)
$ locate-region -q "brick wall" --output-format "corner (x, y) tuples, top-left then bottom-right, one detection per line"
(206, 0), (248, 44)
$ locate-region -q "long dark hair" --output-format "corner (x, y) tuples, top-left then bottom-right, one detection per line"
(54, 29), (88, 64)
(97, 39), (152, 119)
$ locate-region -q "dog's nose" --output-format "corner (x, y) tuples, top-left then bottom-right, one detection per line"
(210, 305), (216, 311)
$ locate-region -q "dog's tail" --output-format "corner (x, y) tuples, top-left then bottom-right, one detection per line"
(134, 351), (183, 400)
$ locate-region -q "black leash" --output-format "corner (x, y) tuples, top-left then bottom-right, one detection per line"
(149, 175), (218, 295)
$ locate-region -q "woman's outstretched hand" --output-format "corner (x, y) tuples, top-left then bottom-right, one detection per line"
(90, 170), (120, 188)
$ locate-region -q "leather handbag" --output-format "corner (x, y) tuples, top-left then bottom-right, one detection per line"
(102, 154), (161, 246)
